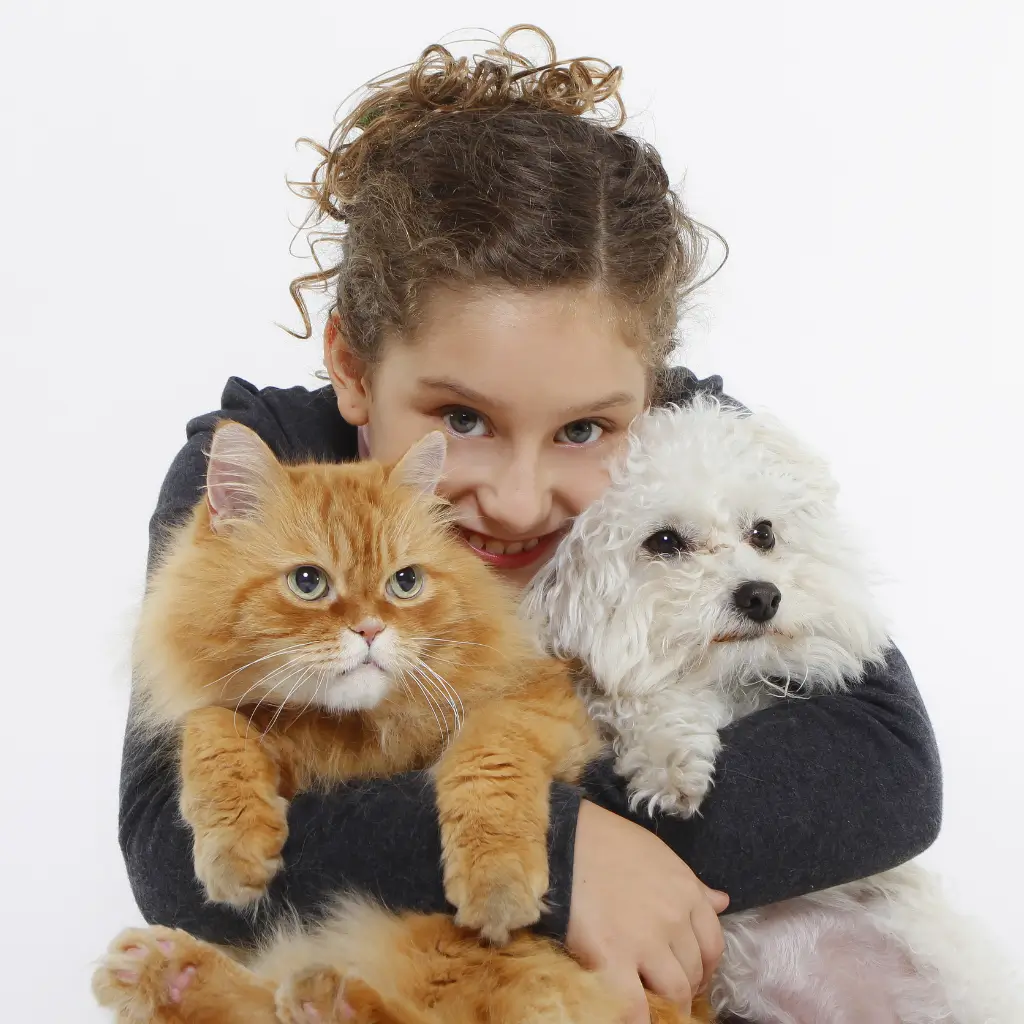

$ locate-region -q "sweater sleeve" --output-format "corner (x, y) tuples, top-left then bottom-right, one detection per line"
(579, 644), (943, 913)
(118, 384), (584, 945)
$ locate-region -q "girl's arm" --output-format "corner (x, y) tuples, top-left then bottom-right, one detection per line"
(579, 644), (943, 911)
(119, 711), (584, 945)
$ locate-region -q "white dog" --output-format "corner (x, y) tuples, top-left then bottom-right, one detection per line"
(523, 398), (1021, 1024)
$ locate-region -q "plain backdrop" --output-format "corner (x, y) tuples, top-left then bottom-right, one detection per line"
(2, 1), (1021, 1018)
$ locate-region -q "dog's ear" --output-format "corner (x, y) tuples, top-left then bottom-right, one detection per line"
(520, 530), (591, 657)
(743, 410), (840, 507)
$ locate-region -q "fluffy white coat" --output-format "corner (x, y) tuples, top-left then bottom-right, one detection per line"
(523, 398), (1022, 1024)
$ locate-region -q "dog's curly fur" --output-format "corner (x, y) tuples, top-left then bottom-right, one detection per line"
(525, 398), (1023, 1024)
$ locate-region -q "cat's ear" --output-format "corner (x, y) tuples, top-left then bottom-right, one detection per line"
(206, 422), (283, 531)
(390, 431), (447, 496)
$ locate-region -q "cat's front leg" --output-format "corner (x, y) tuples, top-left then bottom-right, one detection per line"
(615, 689), (733, 819)
(434, 663), (600, 944)
(178, 705), (290, 908)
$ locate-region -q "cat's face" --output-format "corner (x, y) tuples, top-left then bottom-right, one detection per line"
(161, 425), (513, 718)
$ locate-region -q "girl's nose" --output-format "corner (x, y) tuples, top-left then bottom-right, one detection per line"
(475, 454), (551, 536)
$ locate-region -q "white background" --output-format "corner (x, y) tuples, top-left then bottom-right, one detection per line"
(2, 1), (1021, 1018)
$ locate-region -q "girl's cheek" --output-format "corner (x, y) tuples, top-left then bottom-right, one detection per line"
(558, 456), (615, 515)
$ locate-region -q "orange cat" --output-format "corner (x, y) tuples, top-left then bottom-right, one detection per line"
(92, 422), (710, 1024)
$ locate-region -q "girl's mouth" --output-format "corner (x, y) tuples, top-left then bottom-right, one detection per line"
(459, 529), (562, 570)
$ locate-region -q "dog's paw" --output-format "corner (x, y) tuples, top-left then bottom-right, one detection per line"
(445, 844), (548, 944)
(191, 791), (290, 907)
(627, 757), (715, 819)
(276, 967), (393, 1024)
(92, 926), (205, 1020)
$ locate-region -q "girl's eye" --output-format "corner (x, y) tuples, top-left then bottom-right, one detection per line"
(287, 565), (330, 601)
(442, 408), (488, 437)
(555, 420), (604, 446)
(386, 566), (425, 600)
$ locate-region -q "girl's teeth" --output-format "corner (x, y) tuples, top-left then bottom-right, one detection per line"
(465, 532), (546, 556)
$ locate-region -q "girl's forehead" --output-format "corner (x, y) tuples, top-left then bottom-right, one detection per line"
(381, 284), (649, 414)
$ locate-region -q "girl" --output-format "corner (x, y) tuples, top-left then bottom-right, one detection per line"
(118, 27), (941, 1023)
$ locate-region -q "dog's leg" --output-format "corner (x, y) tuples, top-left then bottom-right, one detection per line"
(614, 687), (733, 817)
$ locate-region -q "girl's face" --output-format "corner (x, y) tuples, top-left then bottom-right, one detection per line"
(325, 284), (648, 588)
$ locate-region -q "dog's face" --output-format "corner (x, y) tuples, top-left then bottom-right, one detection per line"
(523, 399), (888, 697)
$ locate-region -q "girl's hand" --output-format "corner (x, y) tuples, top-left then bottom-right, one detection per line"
(566, 800), (729, 1024)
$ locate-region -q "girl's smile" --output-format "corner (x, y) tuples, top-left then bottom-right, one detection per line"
(458, 527), (564, 570)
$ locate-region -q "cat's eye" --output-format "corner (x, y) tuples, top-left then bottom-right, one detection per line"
(642, 529), (690, 557)
(386, 566), (424, 600)
(749, 520), (776, 552)
(287, 565), (330, 601)
(554, 419), (604, 446)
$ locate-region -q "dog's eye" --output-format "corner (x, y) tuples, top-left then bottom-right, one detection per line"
(749, 520), (776, 551)
(643, 529), (690, 557)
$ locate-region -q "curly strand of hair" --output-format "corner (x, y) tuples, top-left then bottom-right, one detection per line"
(283, 25), (718, 360)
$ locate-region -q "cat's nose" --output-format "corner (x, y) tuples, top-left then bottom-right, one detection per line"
(732, 581), (782, 622)
(351, 619), (385, 644)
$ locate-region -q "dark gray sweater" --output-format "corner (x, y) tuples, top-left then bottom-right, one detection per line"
(119, 369), (942, 947)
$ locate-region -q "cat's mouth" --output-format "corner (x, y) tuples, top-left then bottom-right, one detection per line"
(459, 528), (563, 570)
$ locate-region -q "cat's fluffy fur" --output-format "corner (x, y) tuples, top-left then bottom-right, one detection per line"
(93, 423), (707, 1024)
(525, 399), (1023, 1024)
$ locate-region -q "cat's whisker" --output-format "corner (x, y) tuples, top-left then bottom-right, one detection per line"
(231, 656), (310, 714)
(418, 660), (465, 730)
(413, 637), (499, 652)
(287, 665), (330, 725)
(203, 641), (326, 690)
(261, 665), (317, 740)
(411, 661), (462, 736)
(407, 667), (453, 747)
(403, 671), (448, 746)
(243, 661), (310, 743)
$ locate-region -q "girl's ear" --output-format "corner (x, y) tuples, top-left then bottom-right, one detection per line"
(206, 422), (283, 531)
(390, 432), (447, 496)
(324, 313), (371, 426)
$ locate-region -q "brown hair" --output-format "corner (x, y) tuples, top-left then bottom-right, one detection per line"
(287, 25), (722, 383)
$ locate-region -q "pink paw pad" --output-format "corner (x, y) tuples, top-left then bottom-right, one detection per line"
(167, 964), (197, 1003)
(299, 996), (355, 1022)
(113, 944), (147, 983)
(111, 938), (197, 1002)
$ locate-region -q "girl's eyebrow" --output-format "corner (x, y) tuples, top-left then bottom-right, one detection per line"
(416, 376), (636, 418)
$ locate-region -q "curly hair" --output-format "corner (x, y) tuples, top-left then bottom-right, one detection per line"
(287, 25), (722, 385)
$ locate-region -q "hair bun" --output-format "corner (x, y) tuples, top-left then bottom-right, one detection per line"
(295, 26), (626, 225)
(406, 25), (624, 125)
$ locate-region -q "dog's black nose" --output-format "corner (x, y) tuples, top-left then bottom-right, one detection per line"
(733, 581), (782, 622)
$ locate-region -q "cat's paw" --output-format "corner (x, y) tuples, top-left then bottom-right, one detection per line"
(445, 843), (548, 944)
(190, 789), (290, 907)
(91, 926), (204, 1021)
(276, 967), (392, 1024)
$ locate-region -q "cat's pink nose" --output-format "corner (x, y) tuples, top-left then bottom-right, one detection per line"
(351, 619), (384, 644)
